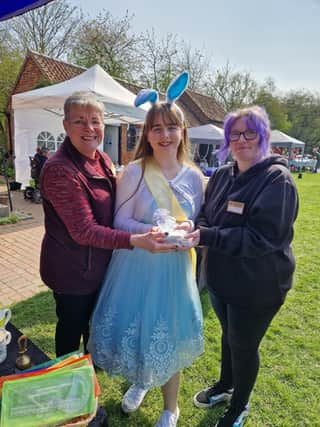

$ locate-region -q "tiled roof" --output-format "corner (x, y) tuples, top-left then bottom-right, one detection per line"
(29, 50), (85, 82)
(184, 90), (225, 125)
(15, 51), (225, 126)
(116, 79), (225, 127)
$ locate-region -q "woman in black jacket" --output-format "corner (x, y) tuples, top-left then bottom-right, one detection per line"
(189, 106), (298, 427)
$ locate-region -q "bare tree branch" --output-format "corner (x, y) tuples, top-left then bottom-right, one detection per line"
(0, 0), (80, 59)
(70, 10), (139, 80)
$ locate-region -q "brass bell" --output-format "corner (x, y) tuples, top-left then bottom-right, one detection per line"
(15, 335), (32, 370)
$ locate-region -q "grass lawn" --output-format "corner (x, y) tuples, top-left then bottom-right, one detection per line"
(5, 173), (320, 426)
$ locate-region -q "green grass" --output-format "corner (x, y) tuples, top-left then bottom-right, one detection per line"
(5, 173), (320, 426)
(0, 214), (19, 225)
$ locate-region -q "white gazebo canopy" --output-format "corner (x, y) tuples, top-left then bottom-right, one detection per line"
(11, 64), (147, 187)
(188, 124), (224, 145)
(12, 64), (147, 124)
(270, 130), (305, 150)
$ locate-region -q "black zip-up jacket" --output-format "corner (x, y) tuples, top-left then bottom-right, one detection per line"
(197, 156), (299, 308)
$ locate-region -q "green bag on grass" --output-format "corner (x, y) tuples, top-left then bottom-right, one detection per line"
(0, 364), (95, 427)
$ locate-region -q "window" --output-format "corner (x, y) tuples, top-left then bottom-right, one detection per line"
(37, 131), (55, 152)
(56, 133), (66, 150)
(127, 124), (141, 151)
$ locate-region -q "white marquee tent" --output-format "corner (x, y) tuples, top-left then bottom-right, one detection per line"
(188, 123), (224, 145)
(11, 64), (147, 187)
(188, 126), (305, 151)
(269, 130), (305, 152)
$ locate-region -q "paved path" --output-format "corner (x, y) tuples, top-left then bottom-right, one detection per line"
(0, 190), (47, 306)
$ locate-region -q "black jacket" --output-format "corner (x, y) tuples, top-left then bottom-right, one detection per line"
(197, 156), (299, 308)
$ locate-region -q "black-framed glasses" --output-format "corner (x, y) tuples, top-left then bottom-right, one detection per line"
(229, 130), (258, 142)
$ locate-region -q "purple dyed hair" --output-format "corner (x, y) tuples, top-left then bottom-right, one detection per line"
(218, 105), (271, 163)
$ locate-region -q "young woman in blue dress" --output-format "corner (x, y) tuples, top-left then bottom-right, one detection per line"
(88, 72), (204, 427)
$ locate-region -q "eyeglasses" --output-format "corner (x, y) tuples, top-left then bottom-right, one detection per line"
(68, 119), (104, 129)
(229, 130), (258, 142)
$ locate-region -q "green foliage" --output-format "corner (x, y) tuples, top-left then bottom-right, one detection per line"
(0, 45), (23, 151)
(70, 11), (139, 81)
(0, 214), (19, 225)
(206, 63), (258, 111)
(0, 156), (14, 178)
(254, 87), (291, 132)
(0, 46), (23, 109)
(8, 174), (320, 426)
(283, 90), (320, 153)
(4, 165), (14, 178)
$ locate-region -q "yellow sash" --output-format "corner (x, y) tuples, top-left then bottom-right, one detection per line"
(143, 158), (196, 275)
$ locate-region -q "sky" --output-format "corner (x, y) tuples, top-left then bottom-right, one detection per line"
(71, 0), (320, 94)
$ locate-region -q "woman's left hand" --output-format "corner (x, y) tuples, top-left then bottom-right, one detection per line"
(175, 228), (200, 251)
(184, 229), (200, 246)
(175, 220), (193, 233)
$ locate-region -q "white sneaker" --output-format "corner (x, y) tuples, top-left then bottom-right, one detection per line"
(121, 384), (148, 413)
(154, 407), (180, 427)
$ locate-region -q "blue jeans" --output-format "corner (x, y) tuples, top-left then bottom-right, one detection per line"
(209, 291), (281, 410)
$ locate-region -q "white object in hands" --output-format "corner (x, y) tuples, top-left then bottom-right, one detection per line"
(152, 208), (193, 247)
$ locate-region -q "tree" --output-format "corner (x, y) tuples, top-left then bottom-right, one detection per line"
(204, 62), (258, 111)
(0, 0), (80, 58)
(283, 90), (320, 153)
(70, 10), (139, 80)
(136, 30), (209, 93)
(137, 29), (179, 92)
(253, 79), (291, 132)
(176, 41), (210, 92)
(0, 46), (23, 151)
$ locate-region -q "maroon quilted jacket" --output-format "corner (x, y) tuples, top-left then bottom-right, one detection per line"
(40, 137), (132, 295)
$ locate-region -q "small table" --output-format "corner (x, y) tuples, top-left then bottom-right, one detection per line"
(0, 322), (50, 376)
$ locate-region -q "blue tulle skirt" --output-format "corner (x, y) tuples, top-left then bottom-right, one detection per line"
(88, 247), (203, 388)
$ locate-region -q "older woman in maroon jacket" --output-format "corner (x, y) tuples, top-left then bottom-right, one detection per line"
(40, 91), (173, 357)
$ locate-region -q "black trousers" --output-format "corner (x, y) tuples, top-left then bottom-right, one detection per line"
(209, 291), (281, 410)
(53, 291), (98, 357)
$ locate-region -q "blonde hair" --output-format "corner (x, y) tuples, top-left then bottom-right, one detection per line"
(64, 91), (105, 120)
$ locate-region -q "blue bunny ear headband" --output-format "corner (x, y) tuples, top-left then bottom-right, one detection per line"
(134, 71), (189, 120)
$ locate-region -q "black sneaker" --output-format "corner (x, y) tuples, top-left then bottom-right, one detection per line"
(193, 383), (233, 408)
(215, 404), (250, 427)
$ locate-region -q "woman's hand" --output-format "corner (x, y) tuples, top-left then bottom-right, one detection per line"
(184, 229), (200, 247)
(130, 231), (176, 253)
(175, 220), (194, 233)
(174, 228), (201, 251)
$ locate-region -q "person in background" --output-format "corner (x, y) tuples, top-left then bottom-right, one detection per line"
(188, 106), (298, 427)
(313, 146), (320, 173)
(31, 147), (48, 188)
(40, 91), (174, 358)
(88, 73), (204, 427)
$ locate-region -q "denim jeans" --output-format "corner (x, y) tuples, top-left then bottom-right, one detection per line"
(208, 290), (281, 410)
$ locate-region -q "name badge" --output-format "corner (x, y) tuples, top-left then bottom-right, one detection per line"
(227, 200), (245, 215)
